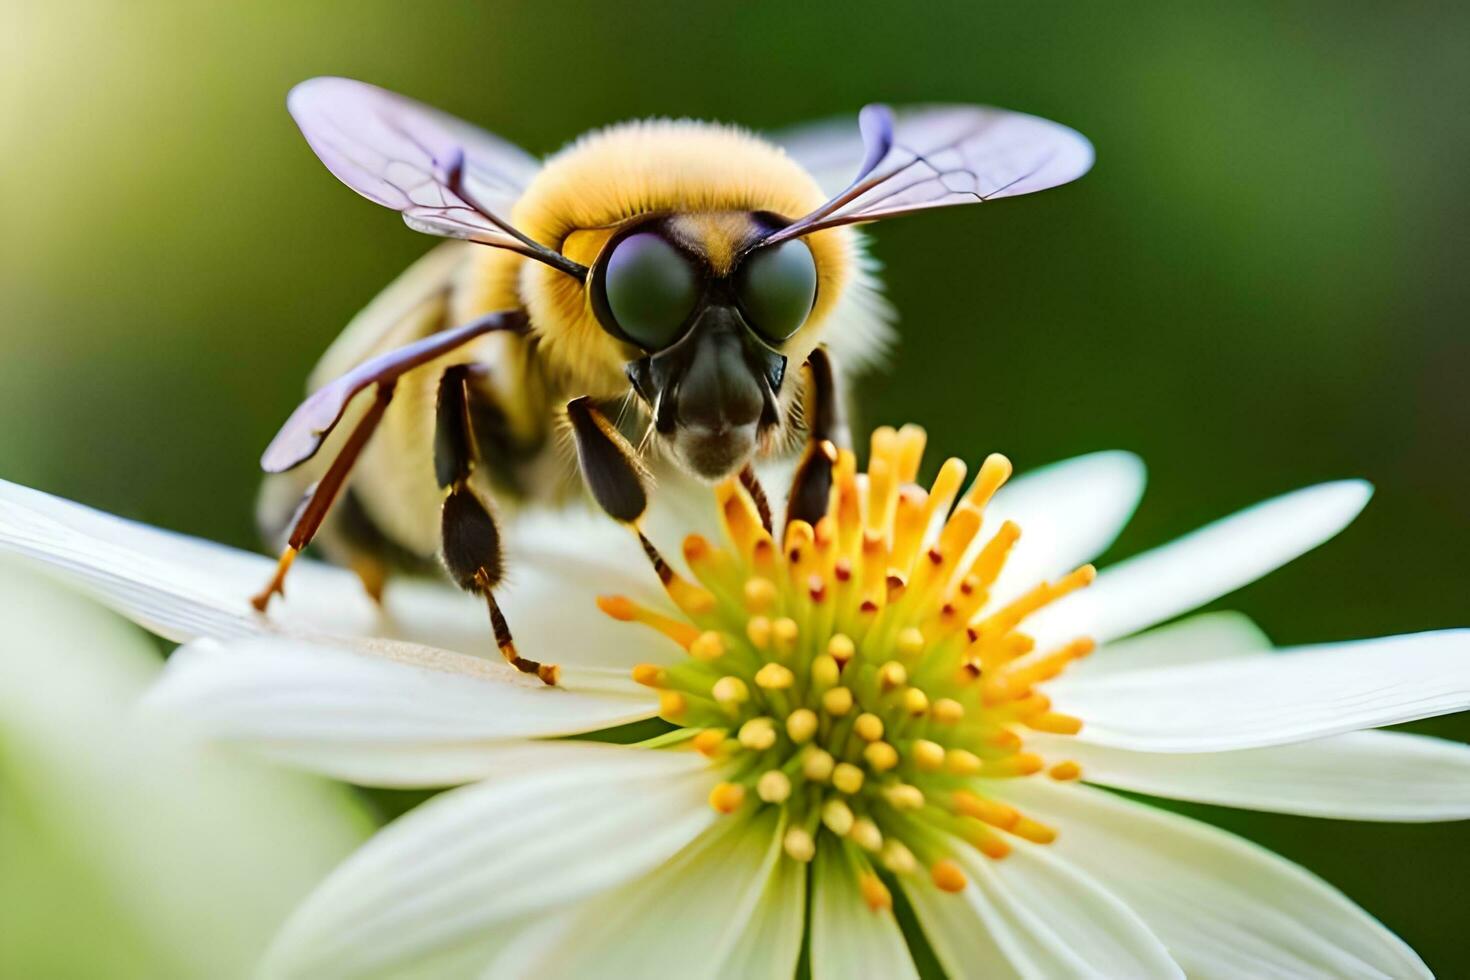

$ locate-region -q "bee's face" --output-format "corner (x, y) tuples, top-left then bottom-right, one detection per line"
(588, 212), (819, 479)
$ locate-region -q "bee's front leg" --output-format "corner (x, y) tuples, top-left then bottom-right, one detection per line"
(786, 345), (844, 528)
(438, 366), (558, 685)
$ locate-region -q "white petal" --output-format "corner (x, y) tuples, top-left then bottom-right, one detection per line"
(509, 809), (787, 978)
(1053, 629), (1470, 752)
(810, 836), (918, 980)
(909, 843), (1179, 979)
(0, 479), (677, 678)
(143, 636), (655, 787)
(1029, 480), (1371, 648)
(997, 779), (1430, 979)
(1065, 610), (1270, 681)
(983, 451), (1146, 607)
(717, 842), (807, 980)
(265, 746), (715, 978)
(0, 564), (367, 977)
(902, 873), (1022, 980)
(1027, 729), (1470, 821)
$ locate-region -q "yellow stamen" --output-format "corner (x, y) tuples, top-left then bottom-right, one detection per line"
(822, 686), (854, 717)
(864, 741), (899, 772)
(854, 713), (885, 742)
(786, 708), (818, 743)
(757, 770), (792, 803)
(755, 663), (795, 690)
(692, 729), (726, 757)
(860, 872), (893, 912)
(630, 663), (666, 688)
(712, 676), (749, 707)
(784, 827), (816, 862)
(738, 717), (777, 751)
(912, 739), (946, 772)
(822, 799), (855, 836)
(689, 631), (726, 662)
(832, 762), (866, 794)
(803, 747), (835, 782)
(930, 859), (968, 893)
(709, 781), (745, 814)
(1049, 760), (1083, 781)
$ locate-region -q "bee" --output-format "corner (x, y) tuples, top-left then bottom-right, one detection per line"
(252, 77), (1092, 683)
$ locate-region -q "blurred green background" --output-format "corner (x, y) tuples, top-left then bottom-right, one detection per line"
(2, 0), (1466, 973)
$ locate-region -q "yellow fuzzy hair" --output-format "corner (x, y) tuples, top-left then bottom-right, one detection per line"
(507, 119), (860, 395)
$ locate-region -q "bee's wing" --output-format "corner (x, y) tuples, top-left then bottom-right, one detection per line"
(767, 104), (1094, 243)
(288, 77), (585, 278)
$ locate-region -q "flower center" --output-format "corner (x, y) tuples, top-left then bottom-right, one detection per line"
(600, 425), (1095, 906)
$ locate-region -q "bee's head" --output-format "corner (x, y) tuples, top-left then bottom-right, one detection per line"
(589, 213), (819, 480)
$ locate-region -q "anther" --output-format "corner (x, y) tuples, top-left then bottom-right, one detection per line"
(708, 781), (745, 814)
(859, 872), (892, 912)
(630, 663), (666, 688)
(822, 799), (855, 836)
(803, 747), (836, 782)
(832, 762), (866, 795)
(1012, 817), (1058, 844)
(689, 631), (726, 662)
(902, 687), (930, 716)
(755, 663), (796, 690)
(743, 577), (777, 614)
(811, 654), (840, 689)
(1049, 760), (1082, 781)
(757, 770), (792, 803)
(883, 783), (925, 810)
(881, 839), (918, 875)
(945, 748), (983, 775)
(826, 633), (855, 665)
(658, 690), (687, 720)
(746, 616), (772, 650)
(850, 819), (883, 854)
(854, 713), (885, 742)
(912, 739), (946, 772)
(896, 627), (926, 659)
(772, 617), (799, 656)
(864, 741), (899, 772)
(783, 827), (816, 862)
(712, 675), (750, 707)
(932, 698), (965, 725)
(822, 686), (854, 716)
(786, 708), (818, 743)
(930, 858), (968, 893)
(878, 661), (907, 691)
(738, 717), (777, 751)
(692, 729), (727, 756)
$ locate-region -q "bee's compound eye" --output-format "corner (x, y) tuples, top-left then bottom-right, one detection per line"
(603, 233), (699, 350)
(736, 239), (817, 343)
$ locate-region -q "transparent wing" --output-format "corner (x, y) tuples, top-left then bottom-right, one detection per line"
(768, 103), (1094, 243)
(288, 77), (579, 275)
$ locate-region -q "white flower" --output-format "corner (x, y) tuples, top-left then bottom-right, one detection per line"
(1, 430), (1466, 979)
(0, 561), (368, 978)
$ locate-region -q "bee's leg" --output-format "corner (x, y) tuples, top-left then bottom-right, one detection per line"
(251, 381), (395, 611)
(786, 345), (843, 528)
(438, 366), (558, 685)
(565, 396), (650, 525)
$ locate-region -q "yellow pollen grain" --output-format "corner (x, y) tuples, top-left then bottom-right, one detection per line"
(783, 827), (816, 862)
(822, 799), (855, 836)
(903, 687), (930, 716)
(912, 739), (946, 772)
(755, 663), (795, 690)
(712, 675), (749, 706)
(658, 690), (687, 720)
(812, 654), (840, 689)
(932, 698), (965, 724)
(931, 858), (968, 893)
(746, 615), (772, 650)
(1049, 760), (1083, 781)
(691, 729), (727, 756)
(881, 839), (917, 875)
(738, 717), (777, 751)
(630, 663), (666, 688)
(757, 770), (792, 803)
(832, 762), (866, 794)
(864, 741), (899, 772)
(896, 627), (926, 659)
(827, 633), (856, 664)
(743, 577), (777, 614)
(709, 781), (745, 814)
(859, 872), (893, 912)
(822, 686), (854, 716)
(689, 631), (725, 662)
(803, 747), (836, 782)
(878, 661), (907, 690)
(786, 708), (818, 743)
(946, 748), (983, 776)
(772, 617), (799, 655)
(854, 713), (885, 741)
(850, 817), (883, 853)
(884, 782), (925, 810)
